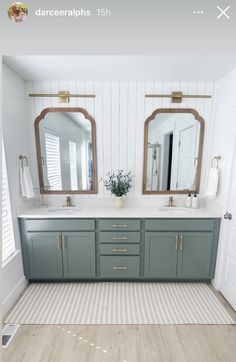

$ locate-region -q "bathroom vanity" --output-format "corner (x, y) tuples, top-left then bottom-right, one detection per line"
(16, 105), (220, 282)
(18, 207), (221, 282)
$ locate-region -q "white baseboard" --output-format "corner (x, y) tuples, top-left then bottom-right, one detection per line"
(2, 276), (28, 320)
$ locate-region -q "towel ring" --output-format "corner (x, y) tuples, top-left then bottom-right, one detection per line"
(211, 155), (221, 169)
(19, 155), (28, 167)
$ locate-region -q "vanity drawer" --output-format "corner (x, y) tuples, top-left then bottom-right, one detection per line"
(99, 219), (140, 231)
(145, 219), (215, 232)
(100, 256), (140, 278)
(99, 231), (140, 243)
(100, 243), (140, 255)
(25, 219), (95, 232)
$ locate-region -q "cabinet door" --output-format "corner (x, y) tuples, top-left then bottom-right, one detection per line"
(62, 232), (95, 278)
(27, 232), (63, 279)
(144, 232), (178, 278)
(177, 232), (213, 279)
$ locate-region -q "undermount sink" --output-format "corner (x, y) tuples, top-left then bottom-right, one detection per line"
(48, 207), (81, 213)
(158, 207), (193, 214)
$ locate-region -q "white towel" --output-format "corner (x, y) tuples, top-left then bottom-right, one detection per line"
(206, 168), (219, 199)
(19, 165), (35, 199)
(19, 165), (26, 197)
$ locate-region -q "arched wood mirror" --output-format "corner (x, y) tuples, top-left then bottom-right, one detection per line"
(143, 108), (205, 194)
(35, 108), (97, 194)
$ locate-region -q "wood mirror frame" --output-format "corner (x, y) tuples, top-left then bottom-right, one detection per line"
(142, 108), (205, 194)
(35, 107), (98, 194)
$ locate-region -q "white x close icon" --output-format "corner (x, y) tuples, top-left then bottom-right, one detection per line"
(217, 5), (231, 19)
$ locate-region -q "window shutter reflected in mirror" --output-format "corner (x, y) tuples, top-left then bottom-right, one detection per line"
(69, 140), (78, 190)
(35, 108), (98, 194)
(45, 131), (62, 191)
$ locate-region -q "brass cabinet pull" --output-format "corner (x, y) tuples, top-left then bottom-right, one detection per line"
(61, 235), (65, 250)
(57, 235), (61, 249)
(175, 235), (179, 250)
(112, 224), (128, 228)
(112, 248), (128, 252)
(113, 266), (128, 270)
(112, 236), (128, 240)
(180, 235), (183, 250)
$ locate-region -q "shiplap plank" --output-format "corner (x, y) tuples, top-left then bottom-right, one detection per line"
(85, 81), (95, 117)
(135, 82), (146, 197)
(25, 82), (38, 189)
(111, 82), (120, 173)
(201, 83), (215, 194)
(102, 82), (112, 197)
(84, 82), (96, 198)
(76, 82), (86, 109)
(119, 82), (129, 171)
(94, 81), (104, 197)
(162, 82), (172, 109)
(66, 81), (77, 108)
(127, 82), (137, 198)
(153, 82), (164, 111)
(179, 82), (189, 109)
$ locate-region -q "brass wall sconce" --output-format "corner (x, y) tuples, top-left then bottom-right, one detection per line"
(29, 91), (96, 103)
(145, 91), (211, 103)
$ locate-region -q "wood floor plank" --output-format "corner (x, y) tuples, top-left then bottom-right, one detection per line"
(3, 324), (236, 362)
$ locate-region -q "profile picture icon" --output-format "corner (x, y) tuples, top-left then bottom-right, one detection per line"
(8, 2), (28, 23)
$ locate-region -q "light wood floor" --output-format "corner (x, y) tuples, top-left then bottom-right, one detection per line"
(3, 290), (236, 362)
(3, 324), (236, 362)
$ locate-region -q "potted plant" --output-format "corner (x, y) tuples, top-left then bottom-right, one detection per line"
(103, 170), (134, 208)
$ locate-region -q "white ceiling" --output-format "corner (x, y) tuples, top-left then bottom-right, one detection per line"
(3, 55), (236, 82)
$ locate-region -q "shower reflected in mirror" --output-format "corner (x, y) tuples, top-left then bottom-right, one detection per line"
(143, 109), (205, 194)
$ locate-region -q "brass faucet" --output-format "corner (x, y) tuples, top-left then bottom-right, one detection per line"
(63, 196), (74, 207)
(167, 196), (176, 207)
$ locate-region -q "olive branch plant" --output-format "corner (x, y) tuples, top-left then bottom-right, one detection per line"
(103, 170), (134, 197)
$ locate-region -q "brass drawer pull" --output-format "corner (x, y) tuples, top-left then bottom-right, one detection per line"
(113, 266), (128, 270)
(112, 224), (128, 228)
(180, 235), (183, 250)
(112, 236), (128, 240)
(112, 248), (128, 252)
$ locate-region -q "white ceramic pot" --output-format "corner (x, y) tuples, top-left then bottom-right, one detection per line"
(114, 196), (123, 208)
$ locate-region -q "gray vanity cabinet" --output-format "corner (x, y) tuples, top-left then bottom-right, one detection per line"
(62, 232), (95, 278)
(144, 232), (178, 278)
(27, 232), (63, 279)
(144, 231), (213, 279)
(98, 219), (141, 279)
(177, 232), (213, 279)
(144, 219), (220, 280)
(20, 219), (96, 280)
(19, 217), (220, 282)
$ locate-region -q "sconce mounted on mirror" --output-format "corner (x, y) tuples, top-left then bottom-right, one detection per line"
(145, 91), (211, 103)
(29, 91), (96, 103)
(143, 108), (205, 194)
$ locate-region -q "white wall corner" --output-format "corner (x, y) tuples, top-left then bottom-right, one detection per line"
(2, 276), (28, 320)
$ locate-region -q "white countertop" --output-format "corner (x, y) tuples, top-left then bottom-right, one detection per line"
(18, 206), (221, 219)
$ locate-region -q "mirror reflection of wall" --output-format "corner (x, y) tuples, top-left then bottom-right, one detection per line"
(35, 109), (97, 193)
(144, 110), (204, 193)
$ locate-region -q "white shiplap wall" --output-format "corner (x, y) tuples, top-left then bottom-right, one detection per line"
(25, 80), (214, 200)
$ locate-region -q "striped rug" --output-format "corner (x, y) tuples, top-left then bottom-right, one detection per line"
(5, 283), (234, 325)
